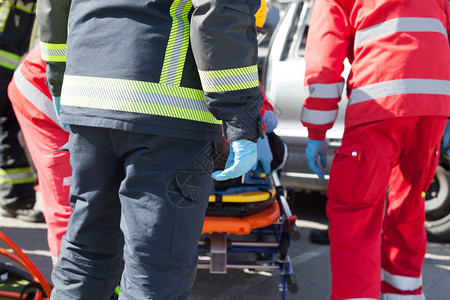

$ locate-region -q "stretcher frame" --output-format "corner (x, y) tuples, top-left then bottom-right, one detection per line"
(198, 172), (300, 299)
(0, 231), (51, 300)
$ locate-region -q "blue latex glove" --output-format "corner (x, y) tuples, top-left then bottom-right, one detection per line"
(305, 139), (327, 180)
(212, 139), (257, 181)
(251, 136), (273, 174)
(443, 120), (450, 155)
(52, 96), (70, 130)
(263, 111), (278, 134)
(53, 96), (61, 118)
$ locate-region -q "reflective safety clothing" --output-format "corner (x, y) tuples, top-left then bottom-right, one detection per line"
(37, 0), (264, 142)
(8, 45), (71, 264)
(300, 0), (450, 140)
(36, 0), (264, 299)
(0, 0), (37, 211)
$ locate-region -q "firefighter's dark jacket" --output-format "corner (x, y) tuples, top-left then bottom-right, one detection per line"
(37, 0), (264, 142)
(0, 0), (36, 73)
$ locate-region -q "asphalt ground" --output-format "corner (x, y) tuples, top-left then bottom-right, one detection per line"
(0, 191), (449, 300)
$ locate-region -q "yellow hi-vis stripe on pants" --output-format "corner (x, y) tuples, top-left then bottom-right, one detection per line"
(61, 75), (221, 124)
(0, 167), (36, 184)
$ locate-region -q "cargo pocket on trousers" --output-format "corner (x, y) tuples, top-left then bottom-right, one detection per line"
(169, 170), (214, 254)
(327, 144), (365, 202)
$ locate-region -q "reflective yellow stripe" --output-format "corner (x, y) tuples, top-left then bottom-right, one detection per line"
(61, 75), (221, 124)
(199, 65), (260, 92)
(14, 0), (36, 14)
(40, 41), (66, 62)
(160, 0), (192, 86)
(209, 186), (275, 203)
(0, 1), (11, 32)
(0, 167), (36, 184)
(0, 49), (21, 70)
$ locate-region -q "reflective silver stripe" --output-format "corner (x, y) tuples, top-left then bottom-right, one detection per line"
(0, 167), (36, 184)
(15, 0), (36, 14)
(13, 64), (69, 132)
(198, 65), (259, 92)
(355, 17), (448, 48)
(306, 82), (345, 99)
(61, 75), (221, 124)
(159, 0), (192, 86)
(382, 293), (425, 300)
(349, 79), (450, 105)
(0, 1), (11, 32)
(62, 80), (209, 112)
(381, 269), (423, 291)
(0, 49), (21, 70)
(40, 42), (66, 63)
(300, 106), (338, 125)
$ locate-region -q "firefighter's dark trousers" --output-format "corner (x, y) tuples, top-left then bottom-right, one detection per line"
(50, 125), (215, 300)
(0, 69), (36, 210)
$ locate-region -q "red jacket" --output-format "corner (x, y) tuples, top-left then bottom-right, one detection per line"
(301, 0), (450, 140)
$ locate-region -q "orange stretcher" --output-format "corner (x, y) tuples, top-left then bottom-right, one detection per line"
(198, 172), (300, 300)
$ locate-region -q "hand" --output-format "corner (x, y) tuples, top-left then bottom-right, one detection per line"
(443, 120), (450, 155)
(305, 139), (327, 180)
(212, 139), (257, 181)
(251, 136), (273, 174)
(263, 111), (278, 133)
(52, 96), (70, 130)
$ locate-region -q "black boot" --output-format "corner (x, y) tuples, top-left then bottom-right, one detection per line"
(309, 228), (330, 245)
(0, 207), (45, 223)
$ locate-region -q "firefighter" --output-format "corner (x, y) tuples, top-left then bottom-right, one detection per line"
(7, 44), (71, 266)
(36, 0), (263, 299)
(301, 0), (450, 299)
(0, 0), (43, 223)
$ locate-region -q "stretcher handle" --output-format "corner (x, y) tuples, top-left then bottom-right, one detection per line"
(271, 172), (301, 241)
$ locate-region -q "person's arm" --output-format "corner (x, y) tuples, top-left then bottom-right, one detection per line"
(36, 0), (71, 97)
(190, 0), (264, 142)
(300, 0), (351, 141)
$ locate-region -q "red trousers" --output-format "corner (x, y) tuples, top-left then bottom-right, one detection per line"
(8, 76), (71, 264)
(326, 116), (447, 300)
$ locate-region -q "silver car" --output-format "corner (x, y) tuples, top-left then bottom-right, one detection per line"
(260, 0), (450, 241)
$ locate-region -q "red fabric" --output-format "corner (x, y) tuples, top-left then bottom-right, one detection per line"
(259, 81), (274, 115)
(259, 81), (274, 133)
(8, 46), (71, 262)
(326, 116), (447, 299)
(302, 0), (450, 138)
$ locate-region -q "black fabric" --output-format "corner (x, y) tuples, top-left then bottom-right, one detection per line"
(0, 1), (36, 56)
(268, 132), (286, 171)
(0, 74), (36, 209)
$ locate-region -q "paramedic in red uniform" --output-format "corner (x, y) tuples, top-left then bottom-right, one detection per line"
(7, 44), (71, 266)
(301, 0), (450, 299)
